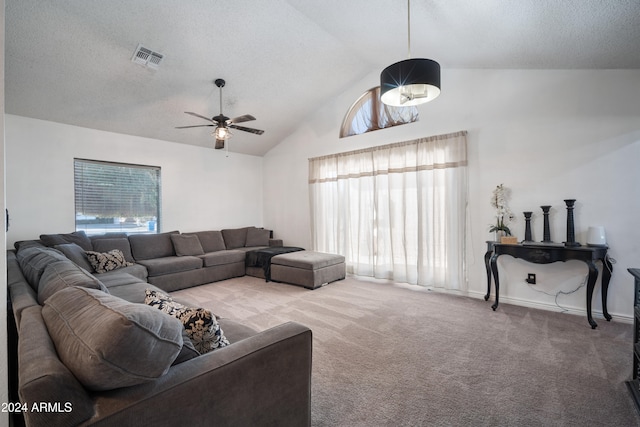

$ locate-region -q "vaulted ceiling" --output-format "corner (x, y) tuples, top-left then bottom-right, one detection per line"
(5, 0), (640, 156)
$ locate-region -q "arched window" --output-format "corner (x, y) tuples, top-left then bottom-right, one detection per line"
(339, 86), (419, 138)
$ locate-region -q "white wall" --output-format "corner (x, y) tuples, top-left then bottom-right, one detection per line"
(5, 115), (265, 245)
(263, 68), (640, 321)
(1, 1), (9, 425)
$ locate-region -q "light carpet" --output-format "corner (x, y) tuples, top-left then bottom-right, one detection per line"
(172, 275), (640, 427)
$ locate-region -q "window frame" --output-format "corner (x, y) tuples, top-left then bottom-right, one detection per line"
(339, 86), (419, 138)
(73, 158), (161, 235)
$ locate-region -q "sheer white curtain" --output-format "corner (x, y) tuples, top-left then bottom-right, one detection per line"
(309, 131), (468, 290)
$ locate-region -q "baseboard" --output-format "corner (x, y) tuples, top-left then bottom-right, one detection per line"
(466, 289), (634, 324)
(346, 275), (634, 324)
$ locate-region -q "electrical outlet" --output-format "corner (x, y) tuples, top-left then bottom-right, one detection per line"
(526, 273), (536, 284)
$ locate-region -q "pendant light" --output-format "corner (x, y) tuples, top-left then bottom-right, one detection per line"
(380, 0), (441, 107)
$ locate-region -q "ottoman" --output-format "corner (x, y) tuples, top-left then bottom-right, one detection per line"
(270, 251), (346, 289)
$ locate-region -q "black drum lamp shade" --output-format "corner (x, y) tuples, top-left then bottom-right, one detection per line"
(380, 58), (440, 107)
(380, 0), (441, 107)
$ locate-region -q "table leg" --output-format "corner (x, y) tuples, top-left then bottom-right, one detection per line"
(490, 254), (500, 311)
(484, 249), (493, 301)
(601, 256), (613, 321)
(586, 260), (599, 329)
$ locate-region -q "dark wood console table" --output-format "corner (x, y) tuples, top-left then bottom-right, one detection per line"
(484, 242), (612, 329)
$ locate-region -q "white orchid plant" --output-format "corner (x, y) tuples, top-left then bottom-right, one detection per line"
(489, 184), (515, 236)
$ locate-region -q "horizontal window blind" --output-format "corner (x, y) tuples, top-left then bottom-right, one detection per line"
(74, 159), (161, 235)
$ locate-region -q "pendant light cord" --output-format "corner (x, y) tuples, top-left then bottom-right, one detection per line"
(407, 0), (411, 59)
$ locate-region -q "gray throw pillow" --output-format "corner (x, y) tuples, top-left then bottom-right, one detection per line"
(245, 227), (271, 247)
(185, 231), (226, 253)
(54, 243), (94, 272)
(171, 234), (205, 256)
(42, 286), (184, 391)
(39, 231), (93, 251)
(221, 227), (249, 249)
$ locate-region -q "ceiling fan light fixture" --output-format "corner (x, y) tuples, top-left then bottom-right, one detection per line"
(380, 0), (441, 107)
(213, 126), (232, 140)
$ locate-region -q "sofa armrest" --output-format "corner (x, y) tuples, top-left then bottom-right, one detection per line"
(87, 321), (312, 427)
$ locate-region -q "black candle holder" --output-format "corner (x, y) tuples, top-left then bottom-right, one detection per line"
(523, 212), (533, 242)
(541, 205), (552, 242)
(564, 199), (581, 247)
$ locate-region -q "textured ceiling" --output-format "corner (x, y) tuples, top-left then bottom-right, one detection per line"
(5, 0), (640, 156)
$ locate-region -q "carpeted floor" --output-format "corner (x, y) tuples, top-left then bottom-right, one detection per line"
(172, 275), (640, 427)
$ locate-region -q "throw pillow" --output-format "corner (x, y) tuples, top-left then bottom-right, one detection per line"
(40, 231), (93, 251)
(186, 230), (226, 253)
(54, 243), (94, 272)
(42, 286), (184, 391)
(144, 289), (229, 353)
(85, 249), (134, 273)
(171, 234), (205, 256)
(245, 227), (271, 247)
(221, 227), (249, 249)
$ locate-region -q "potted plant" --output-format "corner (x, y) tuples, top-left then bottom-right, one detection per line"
(489, 184), (517, 243)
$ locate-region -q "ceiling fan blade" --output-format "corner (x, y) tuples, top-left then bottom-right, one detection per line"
(228, 114), (256, 124)
(229, 124), (264, 135)
(175, 124), (215, 129)
(184, 111), (217, 123)
(215, 139), (225, 150)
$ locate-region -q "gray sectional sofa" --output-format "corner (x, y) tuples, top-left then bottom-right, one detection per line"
(7, 227), (312, 427)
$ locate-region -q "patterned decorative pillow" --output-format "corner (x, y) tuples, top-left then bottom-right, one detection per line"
(85, 249), (134, 273)
(144, 289), (229, 353)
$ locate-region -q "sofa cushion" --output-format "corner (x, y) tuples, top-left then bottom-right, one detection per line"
(246, 227), (271, 247)
(85, 249), (134, 273)
(186, 230), (226, 253)
(136, 256), (203, 277)
(91, 237), (135, 263)
(42, 286), (184, 391)
(145, 289), (229, 353)
(129, 231), (179, 260)
(90, 232), (128, 241)
(199, 249), (246, 267)
(18, 306), (95, 427)
(14, 239), (45, 251)
(40, 231), (93, 251)
(96, 263), (149, 283)
(98, 271), (146, 290)
(105, 279), (163, 303)
(54, 243), (94, 272)
(221, 227), (249, 249)
(171, 234), (205, 256)
(38, 260), (109, 305)
(17, 246), (70, 291)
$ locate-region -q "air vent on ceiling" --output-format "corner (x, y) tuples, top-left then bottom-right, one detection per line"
(132, 44), (164, 70)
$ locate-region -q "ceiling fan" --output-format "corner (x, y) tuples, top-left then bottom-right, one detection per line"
(176, 78), (264, 149)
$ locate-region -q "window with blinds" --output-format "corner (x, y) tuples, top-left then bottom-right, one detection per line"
(74, 159), (161, 235)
